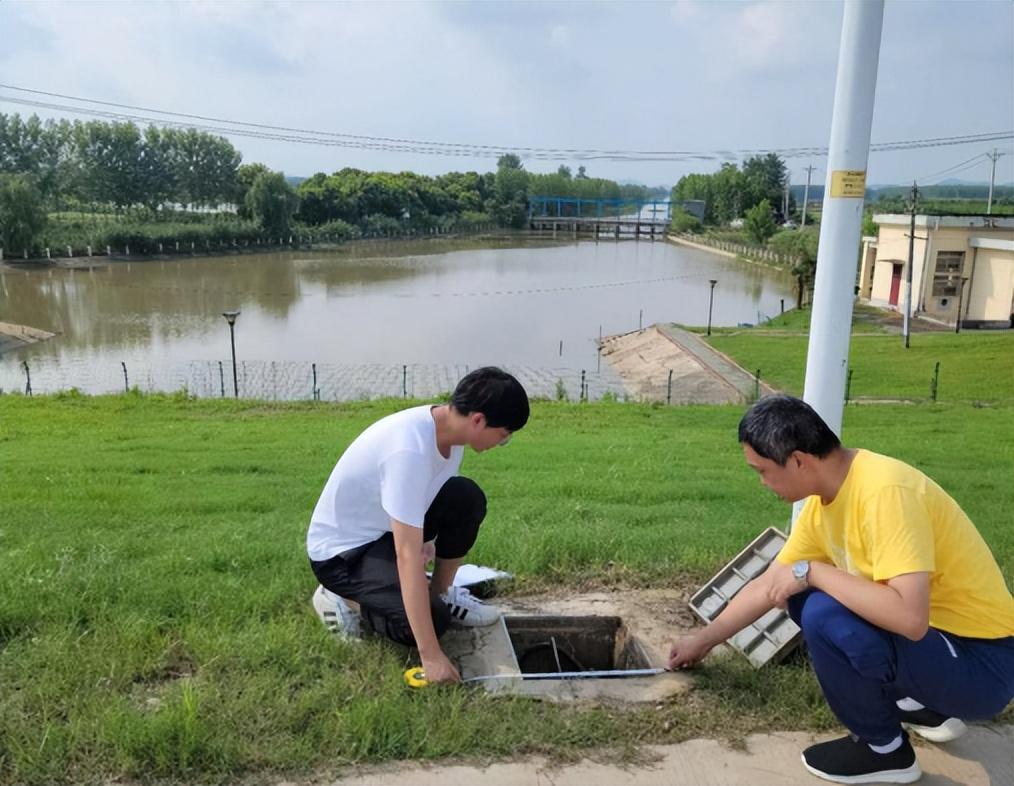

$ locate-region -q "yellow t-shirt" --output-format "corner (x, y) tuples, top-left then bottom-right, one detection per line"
(777, 449), (1014, 639)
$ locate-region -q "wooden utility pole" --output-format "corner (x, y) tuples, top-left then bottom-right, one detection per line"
(986, 149), (1005, 215)
(801, 165), (817, 227)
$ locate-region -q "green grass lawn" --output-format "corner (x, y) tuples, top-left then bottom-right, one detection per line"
(707, 326), (1014, 403)
(1, 394), (1012, 785)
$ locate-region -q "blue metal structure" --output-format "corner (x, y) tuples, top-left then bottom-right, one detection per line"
(528, 196), (672, 222)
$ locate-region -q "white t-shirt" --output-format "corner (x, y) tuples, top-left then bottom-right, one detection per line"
(306, 405), (464, 561)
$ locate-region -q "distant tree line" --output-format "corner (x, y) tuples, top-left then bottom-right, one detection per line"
(792, 183), (1014, 211)
(0, 112), (663, 254)
(293, 155), (664, 233)
(0, 113), (242, 212)
(670, 153), (792, 226)
(669, 154), (820, 307)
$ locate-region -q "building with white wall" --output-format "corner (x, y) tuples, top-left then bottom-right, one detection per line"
(859, 215), (1014, 328)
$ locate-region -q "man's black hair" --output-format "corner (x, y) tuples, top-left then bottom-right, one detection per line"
(450, 367), (530, 432)
(738, 395), (841, 466)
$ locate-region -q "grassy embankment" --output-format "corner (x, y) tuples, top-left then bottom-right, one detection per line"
(1, 337), (1012, 784)
(696, 306), (1014, 404)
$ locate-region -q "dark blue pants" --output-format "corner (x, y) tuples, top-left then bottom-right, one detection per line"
(788, 590), (1014, 745)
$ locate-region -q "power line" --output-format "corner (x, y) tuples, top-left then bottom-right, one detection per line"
(0, 83), (1011, 163)
(922, 158), (997, 186)
(916, 152), (991, 185)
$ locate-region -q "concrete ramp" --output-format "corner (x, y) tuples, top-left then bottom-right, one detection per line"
(599, 325), (774, 404)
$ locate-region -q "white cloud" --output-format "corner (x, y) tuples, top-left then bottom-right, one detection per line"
(670, 0), (704, 23)
(550, 24), (571, 48)
(0, 0), (1009, 186)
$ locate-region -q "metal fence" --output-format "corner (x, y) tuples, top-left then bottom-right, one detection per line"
(4, 359), (628, 403)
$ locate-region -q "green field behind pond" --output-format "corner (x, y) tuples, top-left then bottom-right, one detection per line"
(1, 391), (1012, 786)
(697, 308), (1014, 404)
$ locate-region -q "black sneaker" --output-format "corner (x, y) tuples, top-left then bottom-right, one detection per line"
(897, 706), (967, 743)
(801, 734), (921, 784)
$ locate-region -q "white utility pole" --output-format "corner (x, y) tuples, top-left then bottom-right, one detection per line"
(794, 1), (884, 525)
(986, 148), (1005, 215)
(801, 1), (884, 435)
(801, 165), (817, 227)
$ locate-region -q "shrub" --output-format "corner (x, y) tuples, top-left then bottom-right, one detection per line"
(361, 213), (404, 237)
(296, 219), (358, 242)
(98, 220), (263, 254)
(670, 208), (702, 234)
(744, 199), (776, 243)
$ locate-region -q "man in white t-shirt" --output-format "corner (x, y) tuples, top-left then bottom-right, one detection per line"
(307, 367), (529, 684)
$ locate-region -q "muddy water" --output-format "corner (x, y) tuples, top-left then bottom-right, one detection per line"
(0, 235), (793, 396)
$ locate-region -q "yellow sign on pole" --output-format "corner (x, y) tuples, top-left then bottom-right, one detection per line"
(830, 170), (867, 198)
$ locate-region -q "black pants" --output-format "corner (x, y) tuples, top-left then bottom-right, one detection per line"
(309, 476), (487, 646)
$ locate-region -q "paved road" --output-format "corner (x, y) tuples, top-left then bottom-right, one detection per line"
(304, 725), (1013, 786)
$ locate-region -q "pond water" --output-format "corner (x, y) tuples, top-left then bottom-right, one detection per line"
(0, 234), (793, 399)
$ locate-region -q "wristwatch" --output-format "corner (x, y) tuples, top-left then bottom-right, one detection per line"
(791, 560), (811, 587)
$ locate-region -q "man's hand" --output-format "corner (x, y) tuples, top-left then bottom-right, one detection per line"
(765, 560), (808, 609)
(668, 631), (714, 670)
(420, 540), (436, 566)
(420, 650), (461, 684)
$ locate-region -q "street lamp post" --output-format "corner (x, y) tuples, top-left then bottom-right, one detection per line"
(955, 277), (969, 334)
(707, 279), (718, 336)
(222, 310), (241, 398)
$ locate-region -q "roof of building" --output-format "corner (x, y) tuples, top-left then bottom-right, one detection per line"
(873, 214), (1014, 230)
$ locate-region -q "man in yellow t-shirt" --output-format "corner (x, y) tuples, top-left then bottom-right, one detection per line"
(669, 395), (1014, 785)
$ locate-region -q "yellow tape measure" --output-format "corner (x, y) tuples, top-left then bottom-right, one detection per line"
(403, 667), (429, 688)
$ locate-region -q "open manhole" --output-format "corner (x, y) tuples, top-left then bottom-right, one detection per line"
(504, 615), (651, 676)
(440, 601), (691, 702)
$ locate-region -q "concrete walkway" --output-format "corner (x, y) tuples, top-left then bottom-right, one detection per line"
(318, 725), (1013, 786)
(657, 324), (777, 402)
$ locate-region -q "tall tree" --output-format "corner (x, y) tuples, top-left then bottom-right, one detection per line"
(712, 163), (745, 224)
(742, 153), (789, 217)
(493, 154), (529, 227)
(246, 171), (299, 235)
(75, 121), (145, 211)
(236, 163), (272, 218)
(138, 126), (177, 213)
(0, 173), (47, 251)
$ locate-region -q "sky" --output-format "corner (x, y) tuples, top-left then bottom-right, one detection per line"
(1, 0), (1012, 189)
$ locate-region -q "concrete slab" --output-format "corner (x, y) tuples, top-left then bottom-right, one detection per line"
(314, 725), (1014, 786)
(440, 617), (522, 695)
(439, 602), (692, 703)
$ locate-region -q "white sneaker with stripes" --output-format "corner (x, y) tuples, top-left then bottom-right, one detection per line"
(440, 586), (500, 627)
(311, 585), (361, 640)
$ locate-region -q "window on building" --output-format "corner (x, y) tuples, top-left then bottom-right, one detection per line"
(932, 251), (964, 297)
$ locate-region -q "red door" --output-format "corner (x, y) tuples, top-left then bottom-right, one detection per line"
(889, 263), (903, 306)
